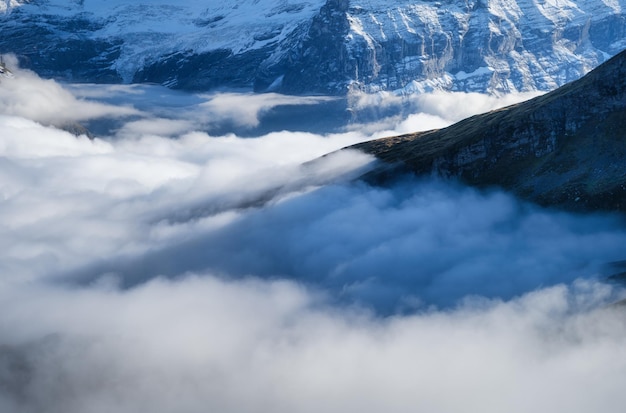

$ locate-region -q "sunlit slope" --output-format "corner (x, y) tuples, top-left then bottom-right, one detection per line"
(352, 49), (626, 212)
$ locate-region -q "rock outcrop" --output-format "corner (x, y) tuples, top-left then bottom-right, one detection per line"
(351, 49), (626, 212)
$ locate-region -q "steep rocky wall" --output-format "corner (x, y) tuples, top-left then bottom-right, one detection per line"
(261, 0), (626, 94)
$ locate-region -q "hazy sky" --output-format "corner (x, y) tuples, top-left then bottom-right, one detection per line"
(2, 62), (626, 413)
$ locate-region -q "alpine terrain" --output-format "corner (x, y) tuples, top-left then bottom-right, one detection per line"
(1, 0), (626, 94)
(351, 48), (626, 212)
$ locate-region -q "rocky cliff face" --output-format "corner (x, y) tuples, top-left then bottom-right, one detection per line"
(351, 49), (626, 212)
(1, 0), (625, 94)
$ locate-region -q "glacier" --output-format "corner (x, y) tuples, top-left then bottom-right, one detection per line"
(1, 0), (625, 94)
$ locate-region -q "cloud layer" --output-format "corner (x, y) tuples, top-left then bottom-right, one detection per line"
(2, 277), (626, 413)
(1, 65), (626, 412)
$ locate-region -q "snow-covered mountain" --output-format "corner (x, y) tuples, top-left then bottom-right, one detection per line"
(1, 0), (626, 94)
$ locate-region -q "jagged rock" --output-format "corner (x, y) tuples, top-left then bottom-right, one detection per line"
(57, 122), (94, 139)
(350, 49), (626, 213)
(0, 55), (13, 79)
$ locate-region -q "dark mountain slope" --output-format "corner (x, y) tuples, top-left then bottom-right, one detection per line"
(352, 49), (626, 213)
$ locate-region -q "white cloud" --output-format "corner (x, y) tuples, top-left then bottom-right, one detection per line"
(198, 92), (338, 128)
(345, 90), (542, 136)
(116, 118), (195, 137)
(409, 90), (543, 122)
(0, 56), (138, 125)
(0, 115), (112, 158)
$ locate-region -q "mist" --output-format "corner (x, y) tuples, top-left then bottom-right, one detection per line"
(2, 63), (626, 412)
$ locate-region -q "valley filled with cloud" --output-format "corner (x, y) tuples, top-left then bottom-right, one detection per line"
(2, 61), (626, 412)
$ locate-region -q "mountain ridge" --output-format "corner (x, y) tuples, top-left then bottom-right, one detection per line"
(350, 48), (626, 213)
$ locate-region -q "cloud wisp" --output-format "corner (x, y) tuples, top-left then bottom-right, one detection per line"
(0, 55), (139, 126)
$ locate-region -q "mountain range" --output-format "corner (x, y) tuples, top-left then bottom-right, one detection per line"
(351, 48), (626, 213)
(2, 0), (626, 94)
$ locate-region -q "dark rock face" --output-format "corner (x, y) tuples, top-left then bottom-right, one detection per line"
(278, 0), (353, 94)
(133, 48), (275, 91)
(351, 49), (626, 213)
(0, 9), (122, 83)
